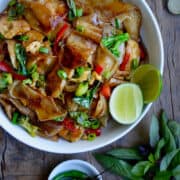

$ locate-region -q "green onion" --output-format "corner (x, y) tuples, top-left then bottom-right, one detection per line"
(131, 59), (139, 70)
(76, 25), (85, 32)
(103, 71), (111, 79)
(36, 75), (46, 88)
(76, 8), (83, 17)
(8, 2), (24, 20)
(28, 64), (37, 75)
(12, 112), (19, 124)
(39, 47), (49, 54)
(8, 0), (17, 7)
(114, 18), (120, 29)
(57, 70), (67, 79)
(87, 133), (96, 141)
(75, 82), (89, 97)
(32, 72), (39, 82)
(91, 120), (101, 130)
(83, 120), (92, 128)
(23, 78), (32, 85)
(75, 67), (85, 77)
(17, 35), (29, 42)
(53, 117), (64, 122)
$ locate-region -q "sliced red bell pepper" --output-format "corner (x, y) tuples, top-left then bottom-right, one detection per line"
(119, 53), (130, 71)
(100, 84), (111, 99)
(95, 64), (103, 75)
(0, 61), (26, 80)
(53, 23), (69, 54)
(85, 128), (101, 136)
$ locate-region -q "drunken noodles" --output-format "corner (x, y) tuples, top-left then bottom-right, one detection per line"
(0, 0), (146, 142)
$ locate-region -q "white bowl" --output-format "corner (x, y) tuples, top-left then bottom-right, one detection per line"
(48, 160), (102, 180)
(0, 0), (164, 153)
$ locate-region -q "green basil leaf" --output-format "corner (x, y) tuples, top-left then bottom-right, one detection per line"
(107, 148), (143, 160)
(131, 161), (151, 177)
(160, 112), (176, 153)
(154, 138), (166, 160)
(160, 149), (180, 171)
(150, 115), (160, 147)
(154, 170), (173, 180)
(148, 153), (155, 163)
(169, 151), (180, 169)
(94, 154), (140, 180)
(172, 165), (180, 179)
(168, 120), (180, 148)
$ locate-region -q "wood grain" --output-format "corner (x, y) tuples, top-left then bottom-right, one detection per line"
(0, 0), (180, 179)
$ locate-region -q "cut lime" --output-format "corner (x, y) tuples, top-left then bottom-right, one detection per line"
(109, 83), (143, 125)
(131, 64), (162, 103)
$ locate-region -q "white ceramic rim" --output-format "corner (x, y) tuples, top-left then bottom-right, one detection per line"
(48, 159), (102, 180)
(0, 0), (164, 154)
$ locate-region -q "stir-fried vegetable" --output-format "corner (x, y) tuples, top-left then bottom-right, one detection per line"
(39, 47), (49, 54)
(16, 35), (29, 42)
(15, 43), (27, 75)
(75, 82), (89, 96)
(75, 67), (85, 77)
(119, 52), (130, 71)
(57, 70), (67, 79)
(101, 33), (129, 57)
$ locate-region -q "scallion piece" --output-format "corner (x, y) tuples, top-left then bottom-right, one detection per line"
(115, 18), (120, 29)
(76, 8), (83, 17)
(75, 67), (85, 77)
(23, 78), (32, 85)
(39, 47), (49, 54)
(76, 25), (85, 32)
(131, 59), (139, 70)
(57, 70), (67, 79)
(17, 35), (29, 41)
(87, 133), (96, 141)
(12, 112), (19, 124)
(91, 120), (101, 130)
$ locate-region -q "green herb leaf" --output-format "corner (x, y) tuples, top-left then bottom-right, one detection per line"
(8, 0), (17, 7)
(12, 111), (19, 124)
(94, 154), (139, 180)
(160, 111), (176, 153)
(168, 120), (180, 148)
(131, 161), (152, 177)
(57, 70), (67, 79)
(75, 67), (85, 77)
(53, 117), (64, 122)
(15, 43), (27, 75)
(172, 165), (180, 179)
(39, 47), (49, 54)
(169, 151), (180, 169)
(8, 2), (24, 20)
(114, 18), (120, 29)
(150, 115), (160, 148)
(16, 35), (29, 41)
(160, 149), (180, 171)
(154, 138), (166, 160)
(107, 148), (143, 160)
(154, 170), (173, 180)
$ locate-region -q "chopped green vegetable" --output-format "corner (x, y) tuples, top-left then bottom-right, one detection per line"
(36, 74), (46, 88)
(28, 64), (37, 75)
(101, 33), (129, 57)
(12, 111), (19, 124)
(16, 35), (29, 42)
(88, 133), (96, 141)
(57, 70), (67, 80)
(32, 72), (39, 82)
(18, 115), (38, 137)
(75, 67), (85, 77)
(114, 18), (120, 29)
(103, 71), (111, 79)
(91, 120), (101, 129)
(15, 43), (27, 75)
(73, 81), (100, 108)
(131, 59), (139, 70)
(75, 82), (89, 97)
(53, 117), (65, 122)
(8, 1), (24, 20)
(39, 47), (49, 54)
(0, 73), (13, 91)
(66, 0), (83, 21)
(76, 25), (85, 32)
(23, 78), (32, 85)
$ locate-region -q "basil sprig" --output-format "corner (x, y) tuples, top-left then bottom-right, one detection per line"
(94, 111), (180, 179)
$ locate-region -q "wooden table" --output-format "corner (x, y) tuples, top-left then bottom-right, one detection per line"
(0, 1), (179, 179)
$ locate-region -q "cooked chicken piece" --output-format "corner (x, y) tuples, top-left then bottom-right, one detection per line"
(59, 125), (84, 142)
(74, 16), (102, 43)
(6, 40), (18, 69)
(125, 39), (141, 71)
(61, 33), (97, 68)
(0, 16), (30, 39)
(9, 81), (67, 121)
(26, 41), (42, 55)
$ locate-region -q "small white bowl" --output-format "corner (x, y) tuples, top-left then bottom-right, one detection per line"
(48, 159), (102, 180)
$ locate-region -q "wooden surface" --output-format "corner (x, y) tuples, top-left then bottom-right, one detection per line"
(0, 1), (180, 179)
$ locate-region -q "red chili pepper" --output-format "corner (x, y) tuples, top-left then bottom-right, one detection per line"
(95, 65), (103, 75)
(62, 118), (76, 132)
(53, 23), (69, 54)
(119, 53), (130, 71)
(101, 84), (111, 99)
(0, 61), (26, 80)
(85, 128), (101, 136)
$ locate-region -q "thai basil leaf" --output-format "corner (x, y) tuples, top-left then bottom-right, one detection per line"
(148, 153), (155, 164)
(154, 170), (173, 180)
(168, 120), (180, 148)
(160, 149), (180, 171)
(150, 115), (160, 148)
(160, 112), (176, 153)
(172, 165), (180, 179)
(161, 111), (168, 123)
(131, 161), (152, 177)
(15, 43), (27, 75)
(154, 138), (166, 160)
(107, 148), (143, 160)
(94, 154), (140, 180)
(169, 151), (180, 169)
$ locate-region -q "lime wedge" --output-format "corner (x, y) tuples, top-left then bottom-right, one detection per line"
(131, 64), (162, 103)
(109, 83), (143, 124)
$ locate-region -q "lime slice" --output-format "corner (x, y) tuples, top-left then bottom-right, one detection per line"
(109, 83), (143, 125)
(131, 64), (162, 103)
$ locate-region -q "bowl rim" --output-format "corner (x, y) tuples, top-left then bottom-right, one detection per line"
(0, 0), (164, 154)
